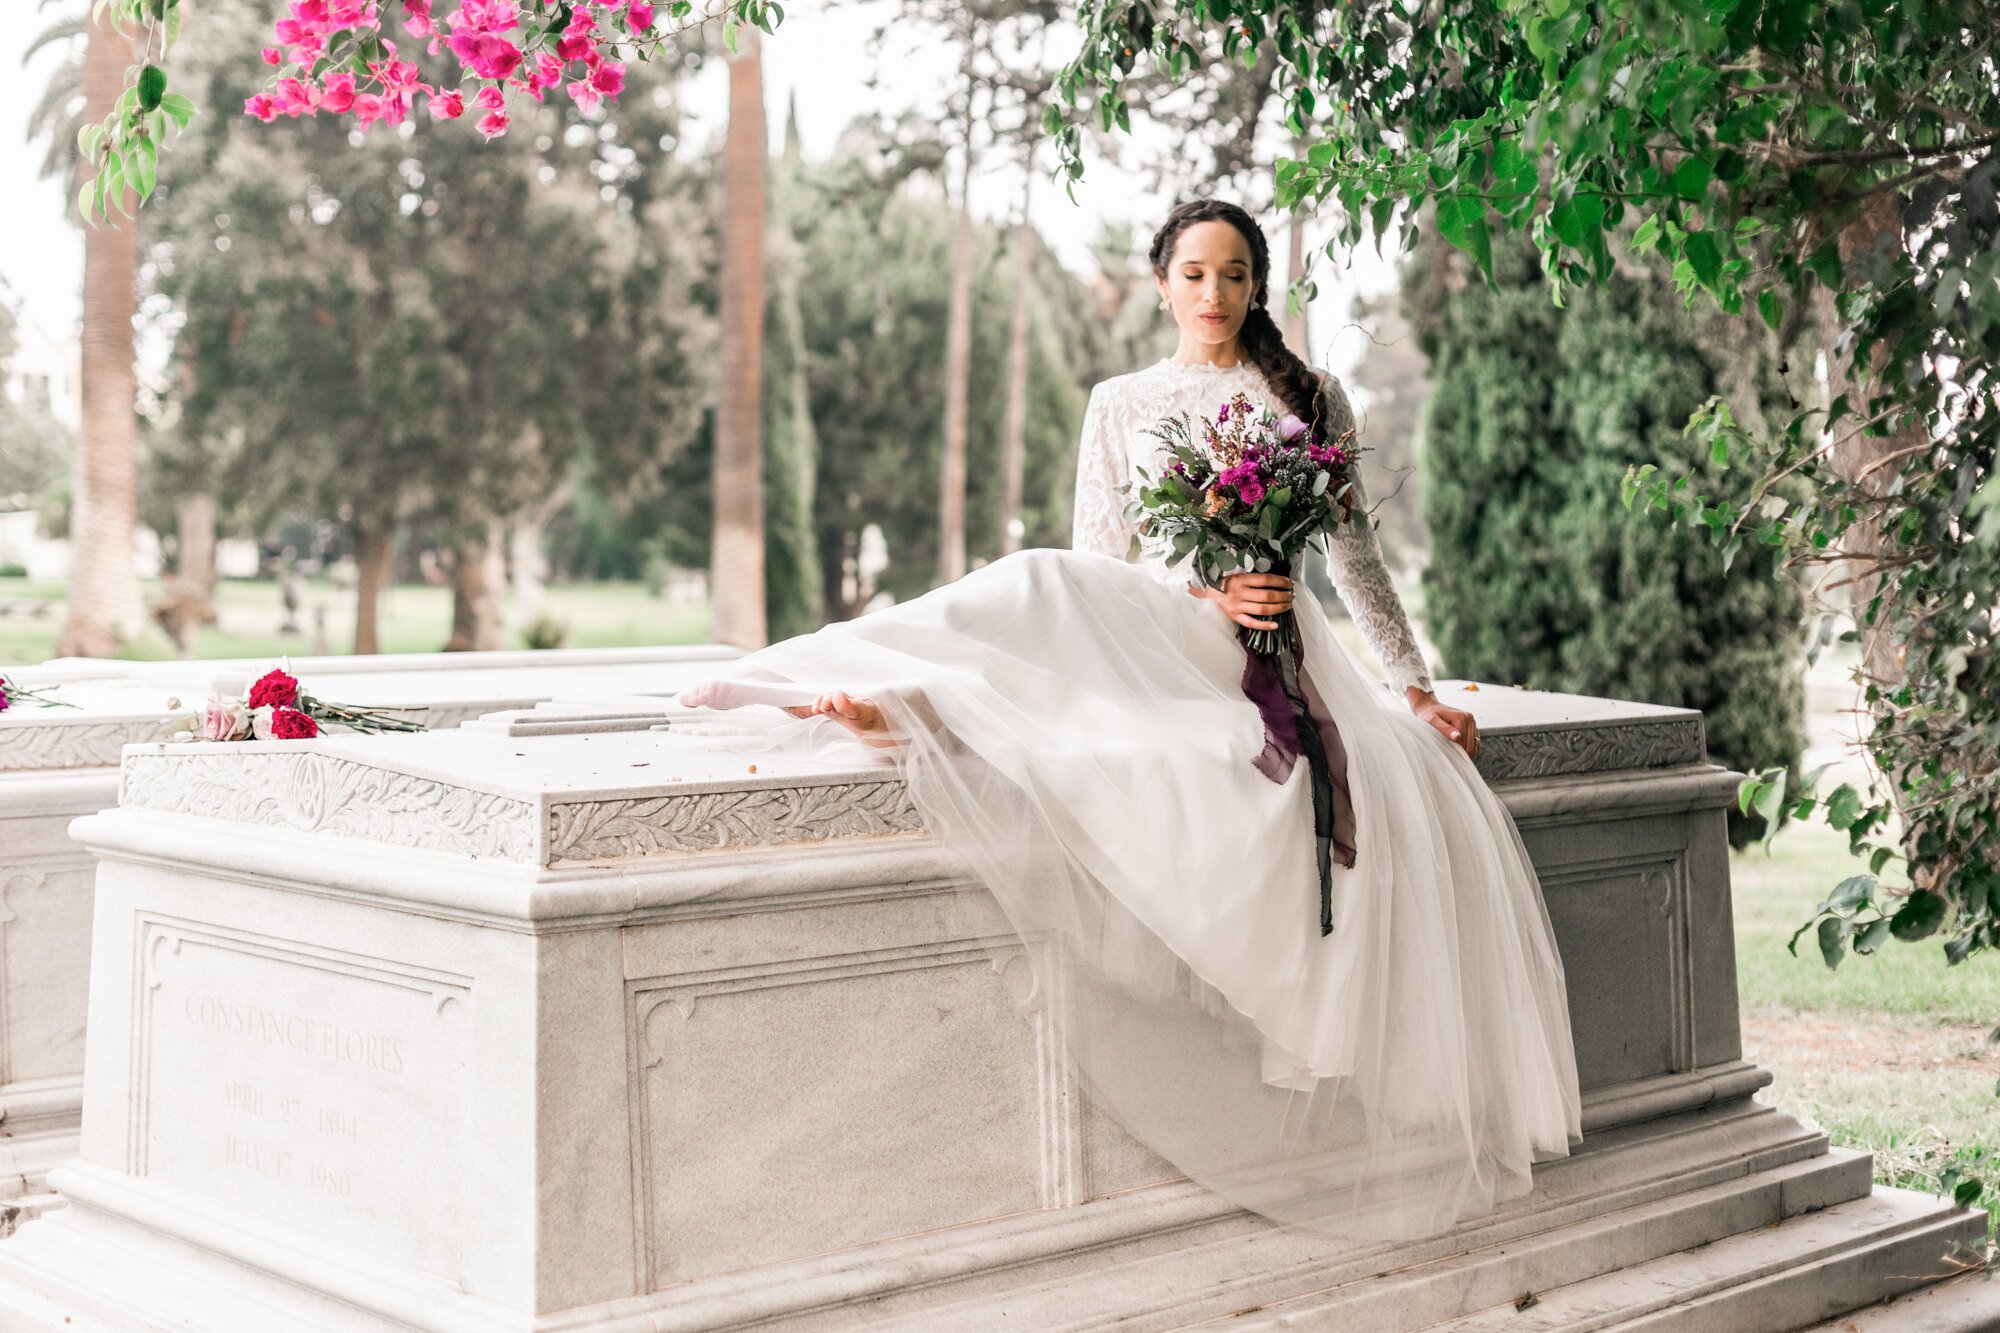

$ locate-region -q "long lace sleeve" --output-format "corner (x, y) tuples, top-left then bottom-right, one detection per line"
(1070, 383), (1136, 560)
(1317, 371), (1435, 696)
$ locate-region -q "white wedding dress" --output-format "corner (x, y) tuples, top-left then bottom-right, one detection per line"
(674, 357), (1583, 1243)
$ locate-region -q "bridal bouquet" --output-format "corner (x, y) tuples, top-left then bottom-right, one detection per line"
(169, 666), (426, 743)
(1128, 392), (1362, 658)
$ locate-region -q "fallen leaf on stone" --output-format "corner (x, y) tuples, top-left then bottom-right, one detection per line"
(1514, 1291), (1538, 1311)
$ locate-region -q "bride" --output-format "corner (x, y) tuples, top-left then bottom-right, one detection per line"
(676, 198), (1582, 1244)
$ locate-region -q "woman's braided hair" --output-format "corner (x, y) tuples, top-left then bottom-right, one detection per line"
(1148, 198), (1324, 430)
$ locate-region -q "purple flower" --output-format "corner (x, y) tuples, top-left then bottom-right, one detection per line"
(1277, 413), (1309, 441)
(1238, 478), (1266, 505)
(0, 679), (10, 713)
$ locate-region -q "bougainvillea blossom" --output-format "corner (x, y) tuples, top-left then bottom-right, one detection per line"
(248, 0), (669, 140)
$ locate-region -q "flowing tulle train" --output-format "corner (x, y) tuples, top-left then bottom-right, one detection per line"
(673, 546), (1583, 1243)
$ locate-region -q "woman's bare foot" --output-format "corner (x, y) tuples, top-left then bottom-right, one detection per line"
(781, 690), (901, 748)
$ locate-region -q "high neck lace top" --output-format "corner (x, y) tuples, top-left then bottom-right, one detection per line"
(1071, 356), (1435, 696)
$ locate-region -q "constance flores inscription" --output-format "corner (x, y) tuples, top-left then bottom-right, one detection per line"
(183, 992), (409, 1075)
(140, 926), (467, 1268)
(181, 993), (408, 1204)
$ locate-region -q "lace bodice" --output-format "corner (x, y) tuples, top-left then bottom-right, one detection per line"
(1071, 357), (1434, 696)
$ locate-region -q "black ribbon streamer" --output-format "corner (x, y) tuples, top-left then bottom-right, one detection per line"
(1236, 575), (1358, 938)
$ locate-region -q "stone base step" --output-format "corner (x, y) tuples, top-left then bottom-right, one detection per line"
(1805, 1266), (2000, 1332)
(1414, 1183), (1984, 1332)
(779, 1104), (1856, 1333)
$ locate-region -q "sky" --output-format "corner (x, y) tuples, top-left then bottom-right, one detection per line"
(0, 2), (1397, 428)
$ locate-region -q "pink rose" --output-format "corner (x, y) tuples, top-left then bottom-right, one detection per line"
(201, 698), (253, 742)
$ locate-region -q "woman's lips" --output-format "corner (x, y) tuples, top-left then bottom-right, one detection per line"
(1199, 313), (1227, 324)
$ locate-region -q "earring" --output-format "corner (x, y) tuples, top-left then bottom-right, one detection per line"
(1158, 298), (1170, 310)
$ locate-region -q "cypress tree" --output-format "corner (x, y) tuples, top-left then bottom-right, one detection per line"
(1409, 231), (1806, 846)
(762, 96), (825, 641)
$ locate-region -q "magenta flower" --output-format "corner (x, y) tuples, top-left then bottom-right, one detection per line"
(627, 0), (654, 31)
(244, 92), (281, 122)
(429, 87), (465, 118)
(524, 51), (563, 97)
(451, 0), (519, 31)
(274, 77), (317, 115)
(476, 107), (510, 139)
(262, 46), (282, 64)
(446, 29), (523, 80)
(589, 58), (625, 97)
(320, 71), (356, 112)
(475, 83), (506, 109)
(1238, 478), (1266, 505)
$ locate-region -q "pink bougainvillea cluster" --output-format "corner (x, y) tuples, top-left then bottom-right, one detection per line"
(246, 0), (651, 140)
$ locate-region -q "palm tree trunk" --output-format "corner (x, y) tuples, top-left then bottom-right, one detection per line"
(54, 8), (145, 658)
(936, 103), (976, 585)
(352, 521), (392, 655)
(710, 26), (768, 649)
(998, 178), (1033, 556)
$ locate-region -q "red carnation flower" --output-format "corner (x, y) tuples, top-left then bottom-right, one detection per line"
(248, 668), (300, 710)
(270, 707), (319, 740)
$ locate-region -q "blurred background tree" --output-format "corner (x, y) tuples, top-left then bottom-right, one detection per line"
(1409, 228), (1807, 846)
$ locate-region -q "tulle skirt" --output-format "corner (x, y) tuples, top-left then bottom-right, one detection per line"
(672, 547), (1583, 1242)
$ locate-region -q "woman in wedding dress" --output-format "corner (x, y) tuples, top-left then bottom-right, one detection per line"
(675, 198), (1582, 1244)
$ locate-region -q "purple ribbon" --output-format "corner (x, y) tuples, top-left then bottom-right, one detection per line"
(1242, 634), (1356, 935)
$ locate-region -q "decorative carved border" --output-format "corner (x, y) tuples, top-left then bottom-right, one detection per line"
(0, 719), (169, 773)
(119, 751), (538, 863)
(103, 713), (1704, 865)
(1478, 717), (1706, 782)
(547, 781), (924, 864)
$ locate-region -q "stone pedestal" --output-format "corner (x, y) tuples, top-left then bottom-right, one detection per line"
(0, 647), (738, 1215)
(0, 684), (1987, 1330)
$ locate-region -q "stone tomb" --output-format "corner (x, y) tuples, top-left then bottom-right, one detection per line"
(0, 686), (1990, 1330)
(0, 646), (739, 1211)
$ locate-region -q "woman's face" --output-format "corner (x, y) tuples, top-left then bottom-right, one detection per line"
(1157, 220), (1257, 349)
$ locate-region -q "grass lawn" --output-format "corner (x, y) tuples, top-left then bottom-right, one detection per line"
(1733, 817), (2000, 1243)
(0, 576), (709, 667)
